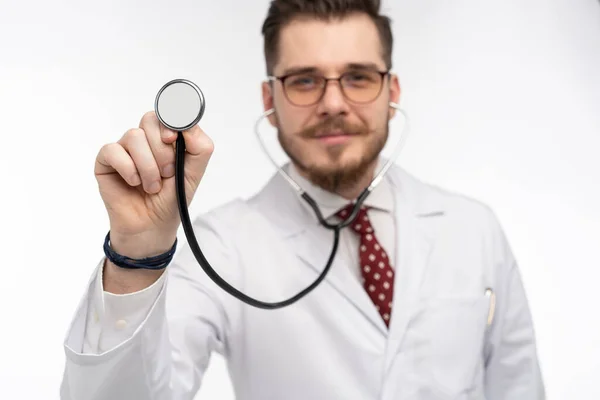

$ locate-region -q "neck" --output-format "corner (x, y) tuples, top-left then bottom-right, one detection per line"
(295, 160), (379, 200)
(334, 162), (378, 199)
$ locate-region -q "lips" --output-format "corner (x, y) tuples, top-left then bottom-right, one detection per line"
(314, 130), (351, 138)
(314, 132), (353, 145)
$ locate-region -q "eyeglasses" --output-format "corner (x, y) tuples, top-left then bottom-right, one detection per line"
(267, 69), (390, 107)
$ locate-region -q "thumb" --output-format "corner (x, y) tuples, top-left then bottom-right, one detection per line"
(177, 125), (214, 199)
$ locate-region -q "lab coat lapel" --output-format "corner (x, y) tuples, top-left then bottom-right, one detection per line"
(250, 170), (387, 334)
(383, 206), (435, 372)
(251, 163), (445, 339)
(383, 168), (442, 372)
(292, 227), (388, 335)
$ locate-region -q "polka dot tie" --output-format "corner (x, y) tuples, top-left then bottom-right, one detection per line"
(336, 204), (395, 327)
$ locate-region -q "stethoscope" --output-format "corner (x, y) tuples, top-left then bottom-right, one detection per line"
(154, 78), (410, 310)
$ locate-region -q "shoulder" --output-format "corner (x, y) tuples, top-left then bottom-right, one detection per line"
(191, 196), (277, 241)
(192, 198), (252, 231)
(391, 166), (511, 256)
(392, 165), (496, 220)
(391, 167), (518, 283)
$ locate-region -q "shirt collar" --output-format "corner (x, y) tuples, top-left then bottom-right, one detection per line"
(286, 158), (394, 220)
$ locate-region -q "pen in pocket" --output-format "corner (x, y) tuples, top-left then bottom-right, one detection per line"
(485, 288), (496, 326)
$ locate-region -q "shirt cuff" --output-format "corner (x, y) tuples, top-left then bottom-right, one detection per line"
(87, 259), (167, 353)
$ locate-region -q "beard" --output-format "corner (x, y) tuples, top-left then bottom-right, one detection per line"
(278, 115), (388, 194)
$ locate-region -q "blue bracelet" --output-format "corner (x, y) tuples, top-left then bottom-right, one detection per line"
(103, 231), (178, 270)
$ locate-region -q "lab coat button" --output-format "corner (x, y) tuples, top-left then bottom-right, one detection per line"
(115, 319), (127, 330)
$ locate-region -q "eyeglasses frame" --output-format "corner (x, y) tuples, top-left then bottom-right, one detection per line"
(266, 69), (391, 107)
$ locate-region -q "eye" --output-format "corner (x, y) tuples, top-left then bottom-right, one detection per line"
(346, 72), (369, 81)
(287, 74), (320, 89)
(343, 71), (379, 87)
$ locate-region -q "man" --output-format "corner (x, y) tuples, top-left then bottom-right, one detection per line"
(60, 0), (545, 399)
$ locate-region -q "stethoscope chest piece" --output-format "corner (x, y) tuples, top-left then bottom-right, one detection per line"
(155, 78), (206, 131)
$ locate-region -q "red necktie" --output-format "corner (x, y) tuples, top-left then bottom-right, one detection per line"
(336, 204), (395, 327)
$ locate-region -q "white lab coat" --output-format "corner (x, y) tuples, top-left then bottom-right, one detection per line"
(60, 163), (545, 400)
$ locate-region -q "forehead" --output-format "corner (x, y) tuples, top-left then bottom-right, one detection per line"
(275, 13), (385, 75)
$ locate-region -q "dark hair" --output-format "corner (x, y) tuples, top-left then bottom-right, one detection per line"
(261, 0), (393, 75)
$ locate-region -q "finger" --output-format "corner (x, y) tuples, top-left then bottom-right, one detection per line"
(179, 125), (214, 190)
(139, 111), (177, 178)
(138, 110), (178, 144)
(95, 143), (142, 187)
(159, 122), (178, 145)
(119, 128), (162, 194)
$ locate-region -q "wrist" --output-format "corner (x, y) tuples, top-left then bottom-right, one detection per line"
(108, 230), (177, 259)
(103, 258), (165, 294)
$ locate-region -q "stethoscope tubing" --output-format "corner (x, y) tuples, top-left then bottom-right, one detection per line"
(174, 105), (409, 309)
(175, 133), (346, 309)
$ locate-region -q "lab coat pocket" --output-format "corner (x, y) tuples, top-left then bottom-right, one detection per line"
(407, 296), (490, 397)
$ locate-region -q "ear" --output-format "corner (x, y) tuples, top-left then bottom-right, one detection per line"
(261, 81), (278, 127)
(387, 74), (401, 120)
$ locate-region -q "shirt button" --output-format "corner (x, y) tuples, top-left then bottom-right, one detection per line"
(115, 319), (127, 330)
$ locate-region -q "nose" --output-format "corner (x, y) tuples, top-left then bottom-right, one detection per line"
(315, 79), (350, 117)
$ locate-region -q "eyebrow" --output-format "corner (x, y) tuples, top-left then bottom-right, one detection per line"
(278, 62), (385, 76)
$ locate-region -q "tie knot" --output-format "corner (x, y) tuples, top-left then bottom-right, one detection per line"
(335, 204), (374, 235)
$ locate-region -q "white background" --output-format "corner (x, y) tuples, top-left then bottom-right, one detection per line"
(0, 0), (599, 398)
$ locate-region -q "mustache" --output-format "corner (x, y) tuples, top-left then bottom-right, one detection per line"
(298, 117), (369, 138)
